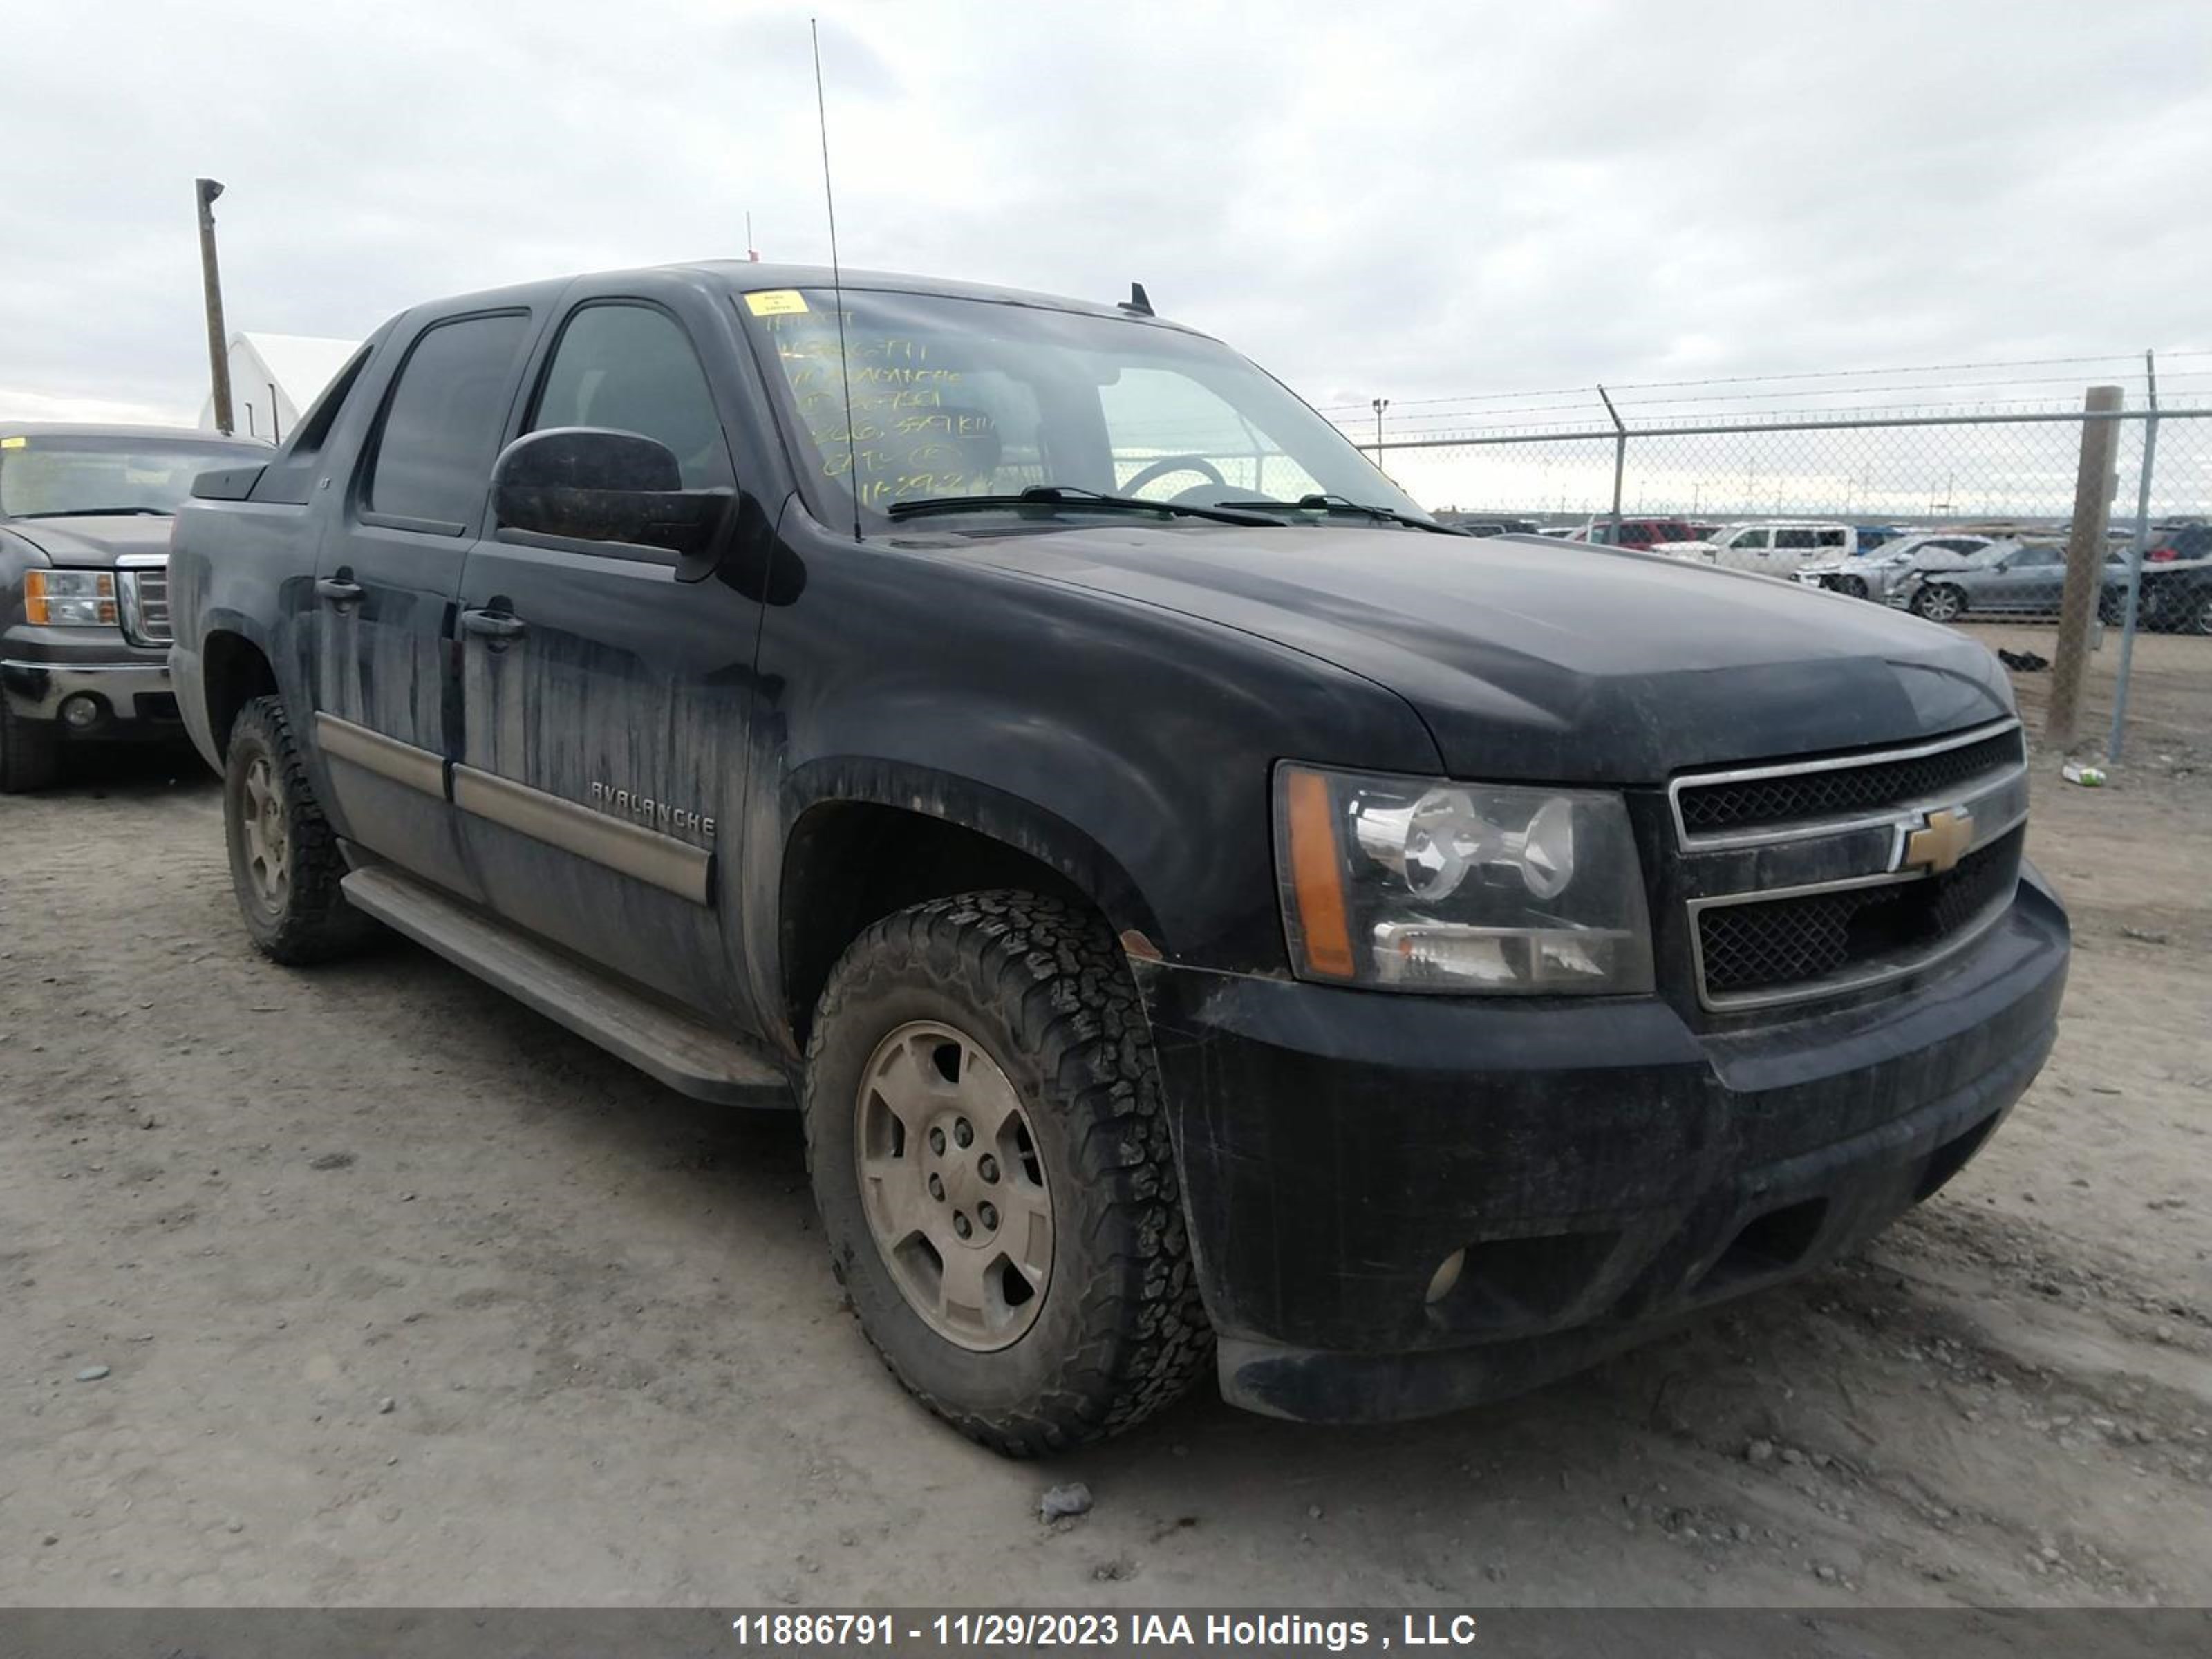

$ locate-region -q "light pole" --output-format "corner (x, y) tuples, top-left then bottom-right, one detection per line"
(1371, 397), (1389, 467)
(195, 178), (234, 436)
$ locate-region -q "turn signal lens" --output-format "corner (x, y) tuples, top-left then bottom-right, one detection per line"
(1280, 765), (1356, 978)
(25, 569), (118, 626)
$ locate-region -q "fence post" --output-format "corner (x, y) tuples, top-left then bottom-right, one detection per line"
(1597, 384), (1625, 543)
(2045, 385), (2124, 751)
(2106, 353), (2159, 764)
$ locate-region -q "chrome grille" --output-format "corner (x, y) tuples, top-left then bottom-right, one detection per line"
(1671, 718), (2029, 1011)
(1676, 727), (2023, 838)
(1696, 828), (2023, 999)
(117, 559), (172, 647)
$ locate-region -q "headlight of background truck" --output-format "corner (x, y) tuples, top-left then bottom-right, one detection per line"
(23, 569), (118, 626)
(1273, 762), (1654, 995)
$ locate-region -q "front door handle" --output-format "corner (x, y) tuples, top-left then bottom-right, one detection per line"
(461, 608), (527, 644)
(316, 576), (364, 606)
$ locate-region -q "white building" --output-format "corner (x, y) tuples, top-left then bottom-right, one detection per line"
(198, 332), (357, 444)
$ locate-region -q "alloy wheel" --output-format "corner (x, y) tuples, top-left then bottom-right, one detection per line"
(1918, 585), (1962, 623)
(239, 755), (291, 910)
(853, 1020), (1054, 1351)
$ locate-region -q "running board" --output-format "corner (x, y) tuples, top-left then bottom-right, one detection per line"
(339, 865), (793, 1107)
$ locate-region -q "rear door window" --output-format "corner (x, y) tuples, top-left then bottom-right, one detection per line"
(1774, 529), (1818, 550)
(364, 312), (532, 532)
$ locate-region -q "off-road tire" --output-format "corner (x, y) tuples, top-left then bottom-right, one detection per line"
(0, 698), (61, 793)
(223, 695), (376, 964)
(803, 890), (1212, 1455)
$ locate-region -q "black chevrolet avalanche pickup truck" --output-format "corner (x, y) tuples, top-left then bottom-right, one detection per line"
(169, 263), (2069, 1452)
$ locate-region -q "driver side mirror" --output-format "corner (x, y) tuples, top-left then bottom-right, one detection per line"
(491, 427), (732, 572)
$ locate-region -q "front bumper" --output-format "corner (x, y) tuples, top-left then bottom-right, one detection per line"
(1, 629), (178, 738)
(1134, 865), (2068, 1423)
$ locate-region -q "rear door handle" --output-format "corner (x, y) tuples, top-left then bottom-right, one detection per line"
(461, 608), (527, 644)
(316, 577), (364, 605)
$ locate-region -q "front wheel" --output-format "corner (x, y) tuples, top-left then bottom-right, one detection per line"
(223, 695), (377, 964)
(1912, 583), (1965, 623)
(803, 891), (1210, 1455)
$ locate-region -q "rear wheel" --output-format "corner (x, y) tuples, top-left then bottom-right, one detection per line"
(803, 890), (1210, 1455)
(0, 700), (60, 794)
(1912, 583), (1965, 623)
(223, 695), (377, 964)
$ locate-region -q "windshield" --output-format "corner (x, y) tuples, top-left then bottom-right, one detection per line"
(737, 286), (1427, 529)
(0, 435), (265, 518)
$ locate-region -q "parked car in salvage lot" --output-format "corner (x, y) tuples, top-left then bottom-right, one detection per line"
(1546, 515), (1697, 550)
(1795, 532), (1994, 603)
(1896, 538), (2130, 624)
(1, 422), (270, 790)
(167, 261), (2069, 1452)
(1649, 521), (1860, 574)
(2129, 554), (2212, 634)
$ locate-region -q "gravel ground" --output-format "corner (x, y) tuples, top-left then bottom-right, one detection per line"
(3, 628), (2207, 1608)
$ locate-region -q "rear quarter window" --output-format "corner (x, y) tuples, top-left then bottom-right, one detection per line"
(250, 345), (373, 505)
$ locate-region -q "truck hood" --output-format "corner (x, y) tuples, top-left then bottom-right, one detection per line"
(2, 515), (172, 568)
(953, 526), (2014, 783)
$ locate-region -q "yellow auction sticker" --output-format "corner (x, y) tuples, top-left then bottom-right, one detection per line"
(0, 435), (26, 449)
(744, 290), (810, 317)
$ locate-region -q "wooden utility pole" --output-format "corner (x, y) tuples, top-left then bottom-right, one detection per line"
(195, 178), (234, 436)
(2045, 384), (2122, 750)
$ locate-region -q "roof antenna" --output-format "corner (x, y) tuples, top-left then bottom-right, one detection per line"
(1119, 282), (1154, 317)
(812, 17), (861, 542)
(745, 210), (760, 263)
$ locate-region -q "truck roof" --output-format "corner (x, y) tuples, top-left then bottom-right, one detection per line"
(387, 261), (1213, 337)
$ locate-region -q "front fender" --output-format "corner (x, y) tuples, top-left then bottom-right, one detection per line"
(780, 753), (1165, 945)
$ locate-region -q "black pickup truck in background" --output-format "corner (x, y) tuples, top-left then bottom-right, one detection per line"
(168, 262), (2070, 1453)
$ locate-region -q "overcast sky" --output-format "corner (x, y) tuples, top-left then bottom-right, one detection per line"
(4, 0), (2207, 433)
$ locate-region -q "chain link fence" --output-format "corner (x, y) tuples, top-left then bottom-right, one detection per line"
(1329, 357), (2212, 763)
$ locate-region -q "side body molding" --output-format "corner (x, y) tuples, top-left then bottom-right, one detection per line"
(315, 713), (713, 907)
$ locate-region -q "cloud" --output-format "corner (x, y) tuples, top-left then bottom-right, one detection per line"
(2, 0), (2206, 432)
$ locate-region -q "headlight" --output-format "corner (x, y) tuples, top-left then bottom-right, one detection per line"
(24, 569), (118, 627)
(1274, 764), (1654, 995)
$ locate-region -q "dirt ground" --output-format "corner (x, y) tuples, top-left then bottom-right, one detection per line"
(3, 622), (2207, 1610)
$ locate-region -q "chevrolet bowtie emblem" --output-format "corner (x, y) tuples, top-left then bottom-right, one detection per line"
(1903, 807), (1974, 874)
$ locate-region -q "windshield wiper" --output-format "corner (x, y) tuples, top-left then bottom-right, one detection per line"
(14, 506), (173, 518)
(1215, 493), (1472, 534)
(884, 485), (1282, 529)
